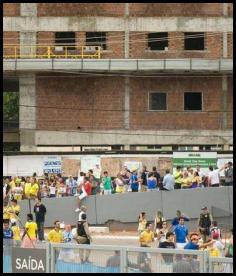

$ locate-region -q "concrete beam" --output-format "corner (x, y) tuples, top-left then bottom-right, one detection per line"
(3, 59), (233, 73)
(34, 129), (233, 147)
(20, 3), (37, 17)
(3, 17), (233, 32)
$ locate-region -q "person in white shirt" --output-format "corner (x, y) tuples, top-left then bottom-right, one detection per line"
(208, 166), (225, 187)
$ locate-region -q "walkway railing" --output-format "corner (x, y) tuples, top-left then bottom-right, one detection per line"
(4, 240), (233, 273)
(3, 45), (101, 59)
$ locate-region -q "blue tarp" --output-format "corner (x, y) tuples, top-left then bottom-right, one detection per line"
(56, 260), (120, 273)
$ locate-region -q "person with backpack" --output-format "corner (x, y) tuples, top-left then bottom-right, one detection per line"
(198, 206), (213, 243)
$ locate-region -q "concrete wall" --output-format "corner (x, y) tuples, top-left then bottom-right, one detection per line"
(17, 187), (233, 230)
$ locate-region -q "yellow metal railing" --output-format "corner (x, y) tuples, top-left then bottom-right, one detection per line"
(3, 45), (101, 59)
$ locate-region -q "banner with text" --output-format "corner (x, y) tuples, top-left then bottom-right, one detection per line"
(43, 156), (62, 174)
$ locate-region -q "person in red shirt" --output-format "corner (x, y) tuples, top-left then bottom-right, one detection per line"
(75, 177), (92, 212)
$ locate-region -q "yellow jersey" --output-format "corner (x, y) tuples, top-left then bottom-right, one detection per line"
(48, 229), (63, 243)
(209, 248), (220, 257)
(25, 221), (38, 239)
(139, 230), (154, 247)
(30, 183), (39, 197)
(12, 225), (21, 240)
(3, 206), (11, 220)
(173, 171), (182, 184)
(10, 180), (16, 190)
(9, 205), (20, 220)
(24, 182), (32, 197)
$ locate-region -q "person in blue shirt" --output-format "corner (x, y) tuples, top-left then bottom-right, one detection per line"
(171, 210), (190, 230)
(3, 219), (13, 240)
(184, 233), (215, 250)
(174, 217), (189, 249)
(130, 170), (139, 192)
(147, 172), (157, 191)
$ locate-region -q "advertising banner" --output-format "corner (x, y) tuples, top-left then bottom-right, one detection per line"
(43, 156), (62, 174)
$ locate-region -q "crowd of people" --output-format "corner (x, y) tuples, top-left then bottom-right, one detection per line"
(3, 162), (233, 205)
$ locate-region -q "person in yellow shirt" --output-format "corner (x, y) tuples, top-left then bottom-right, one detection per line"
(29, 177), (39, 198)
(3, 201), (11, 220)
(139, 222), (155, 247)
(11, 220), (21, 246)
(48, 220), (63, 243)
(21, 213), (37, 248)
(10, 176), (16, 190)
(173, 166), (183, 189)
(181, 171), (192, 189)
(191, 171), (201, 188)
(24, 177), (32, 199)
(9, 199), (20, 223)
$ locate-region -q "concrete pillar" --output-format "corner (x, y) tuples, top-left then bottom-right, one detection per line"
(124, 77), (130, 129)
(223, 3), (228, 16)
(20, 3), (37, 16)
(19, 74), (37, 151)
(124, 145), (130, 150)
(20, 4), (37, 57)
(124, 3), (129, 58)
(222, 75), (227, 130)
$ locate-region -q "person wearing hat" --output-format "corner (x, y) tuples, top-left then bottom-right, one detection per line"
(184, 233), (215, 250)
(224, 162), (233, 186)
(198, 206), (213, 243)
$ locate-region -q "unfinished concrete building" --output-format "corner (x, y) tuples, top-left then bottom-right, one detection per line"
(3, 3), (233, 152)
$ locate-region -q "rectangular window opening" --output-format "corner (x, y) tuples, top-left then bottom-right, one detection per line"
(184, 92), (202, 111)
(149, 92), (167, 111)
(184, 32), (205, 50)
(148, 32), (168, 50)
(86, 32), (106, 50)
(55, 32), (76, 50)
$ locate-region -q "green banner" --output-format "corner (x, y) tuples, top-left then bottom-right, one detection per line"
(173, 158), (217, 168)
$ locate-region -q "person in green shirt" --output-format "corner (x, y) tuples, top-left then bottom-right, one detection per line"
(102, 171), (112, 195)
(173, 166), (183, 189)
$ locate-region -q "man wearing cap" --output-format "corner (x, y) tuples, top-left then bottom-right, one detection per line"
(198, 206), (213, 243)
(184, 233), (215, 250)
(224, 162), (233, 186)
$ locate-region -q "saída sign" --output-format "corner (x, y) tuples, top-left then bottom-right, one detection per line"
(12, 247), (47, 273)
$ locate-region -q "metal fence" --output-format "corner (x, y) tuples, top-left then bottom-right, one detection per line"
(209, 257), (233, 273)
(3, 241), (233, 273)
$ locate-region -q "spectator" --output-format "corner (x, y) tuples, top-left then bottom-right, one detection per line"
(33, 198), (47, 241)
(138, 212), (147, 235)
(159, 231), (176, 267)
(195, 165), (204, 186)
(3, 177), (11, 203)
(3, 201), (11, 220)
(75, 176), (92, 212)
(139, 222), (155, 247)
(21, 213), (37, 248)
(57, 179), (67, 197)
(48, 220), (63, 243)
(24, 177), (31, 199)
(153, 210), (166, 235)
(198, 206), (213, 243)
(140, 165), (149, 192)
(147, 172), (157, 191)
(102, 171), (112, 195)
(9, 199), (20, 224)
(93, 164), (101, 188)
(106, 250), (120, 267)
(12, 182), (23, 201)
(191, 171), (201, 188)
(76, 213), (92, 263)
(210, 221), (221, 239)
(181, 171), (191, 189)
(224, 162), (233, 186)
(211, 232), (225, 256)
(49, 179), (57, 198)
(11, 220), (21, 246)
(173, 166), (183, 189)
(29, 177), (39, 199)
(88, 169), (96, 195)
(171, 211), (190, 231)
(208, 165), (225, 187)
(63, 224), (73, 243)
(174, 217), (189, 249)
(66, 175), (77, 196)
(184, 233), (214, 250)
(152, 167), (161, 189)
(156, 221), (169, 244)
(3, 219), (13, 240)
(162, 169), (175, 191)
(115, 173), (125, 193)
(130, 170), (139, 192)
(78, 205), (87, 222)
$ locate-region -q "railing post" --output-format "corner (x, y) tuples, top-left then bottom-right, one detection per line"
(81, 46), (84, 59)
(98, 46), (101, 59)
(65, 46), (68, 58)
(14, 46), (17, 59)
(50, 244), (55, 273)
(120, 247), (127, 273)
